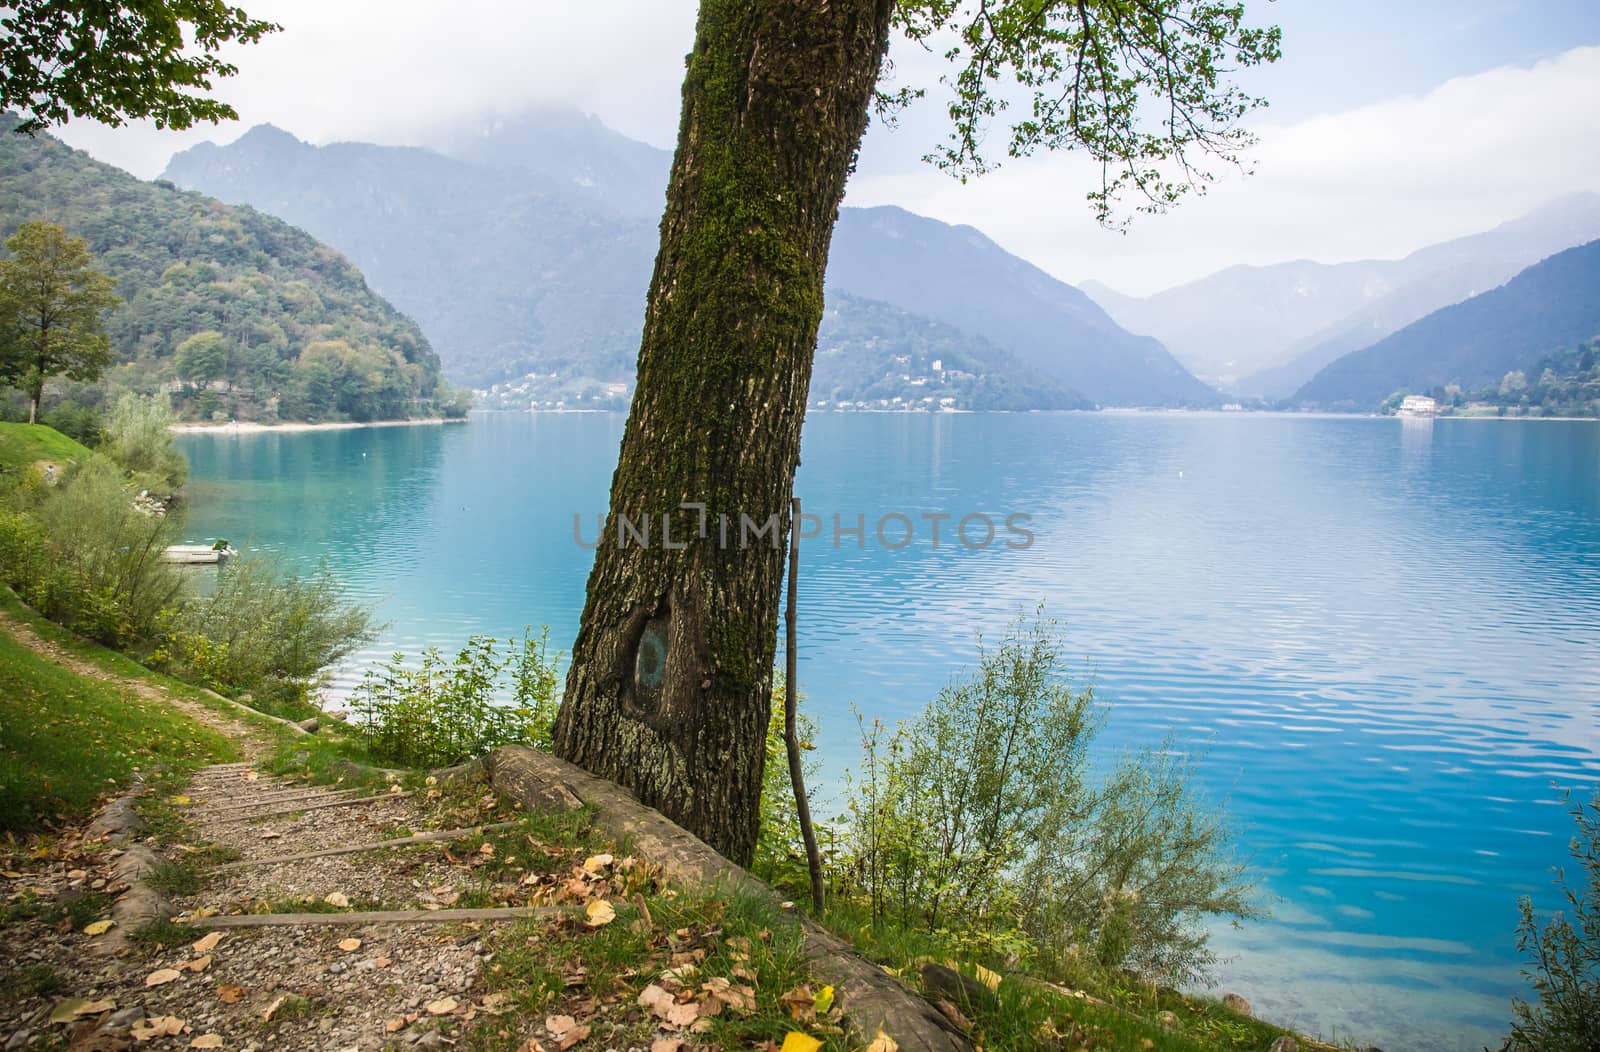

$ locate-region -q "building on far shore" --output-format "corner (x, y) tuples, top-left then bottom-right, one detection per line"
(1398, 395), (1438, 417)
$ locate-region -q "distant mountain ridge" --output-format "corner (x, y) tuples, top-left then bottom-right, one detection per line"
(164, 113), (1214, 407)
(1083, 193), (1600, 397)
(1294, 238), (1600, 408)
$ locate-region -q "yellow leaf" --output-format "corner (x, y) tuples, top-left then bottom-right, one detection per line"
(779, 1033), (822, 1052)
(581, 852), (613, 874)
(864, 1028), (899, 1052)
(337, 938), (362, 952)
(584, 899), (616, 927)
(173, 795), (191, 805)
(83, 919), (114, 936)
(813, 985), (835, 1015)
(973, 964), (1001, 992)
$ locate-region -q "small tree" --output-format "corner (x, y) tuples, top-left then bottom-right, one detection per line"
(174, 330), (230, 388)
(101, 392), (189, 492)
(1506, 789), (1600, 1052)
(0, 221), (118, 423)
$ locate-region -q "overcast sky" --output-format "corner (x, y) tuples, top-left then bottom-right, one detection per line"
(52, 0), (1600, 296)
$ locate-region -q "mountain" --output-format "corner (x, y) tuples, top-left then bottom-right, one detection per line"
(827, 208), (1215, 406)
(810, 294), (1091, 411)
(1084, 193), (1600, 395)
(1294, 239), (1600, 409)
(164, 114), (1211, 407)
(424, 108), (672, 220)
(164, 124), (659, 388)
(0, 115), (455, 423)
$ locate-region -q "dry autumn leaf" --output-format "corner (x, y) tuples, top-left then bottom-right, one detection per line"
(260, 996), (287, 1022)
(651, 1040), (685, 1052)
(187, 955), (213, 972)
(189, 1035), (223, 1049)
(384, 1017), (407, 1033)
(130, 1016), (186, 1041)
(581, 853), (613, 874)
(425, 998), (458, 1016)
(145, 968), (182, 987)
(217, 984), (244, 1004)
(192, 931), (223, 953)
(82, 919), (114, 936)
(337, 938), (362, 952)
(323, 892), (350, 908)
(48, 998), (115, 1023)
(584, 899), (616, 927)
(864, 1028), (899, 1052)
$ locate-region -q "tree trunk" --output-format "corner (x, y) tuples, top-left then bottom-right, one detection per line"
(552, 0), (893, 865)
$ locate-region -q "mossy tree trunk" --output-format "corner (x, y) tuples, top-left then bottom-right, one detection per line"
(552, 0), (893, 865)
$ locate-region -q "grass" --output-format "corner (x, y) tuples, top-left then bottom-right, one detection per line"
(0, 422), (92, 476)
(0, 624), (239, 832)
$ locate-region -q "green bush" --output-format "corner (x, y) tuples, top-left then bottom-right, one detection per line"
(351, 629), (561, 769)
(1506, 788), (1600, 1052)
(39, 400), (104, 447)
(154, 555), (374, 713)
(99, 392), (187, 492)
(0, 457), (183, 646)
(825, 611), (1260, 986)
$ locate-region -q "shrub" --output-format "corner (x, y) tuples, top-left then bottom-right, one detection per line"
(40, 400), (104, 447)
(0, 457), (184, 646)
(829, 611), (1260, 986)
(155, 555), (374, 712)
(100, 392), (187, 492)
(1506, 788), (1600, 1052)
(350, 629), (561, 769)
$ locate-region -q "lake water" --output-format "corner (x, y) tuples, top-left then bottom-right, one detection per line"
(176, 411), (1600, 1051)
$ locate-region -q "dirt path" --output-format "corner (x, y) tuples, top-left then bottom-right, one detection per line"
(0, 610), (280, 760)
(0, 614), (575, 1050)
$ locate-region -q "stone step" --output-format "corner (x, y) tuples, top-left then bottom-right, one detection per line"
(184, 906), (562, 929)
(210, 791), (414, 824)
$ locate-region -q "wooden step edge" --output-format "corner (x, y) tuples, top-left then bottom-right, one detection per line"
(211, 791), (415, 824)
(182, 905), (566, 928)
(211, 821), (522, 871)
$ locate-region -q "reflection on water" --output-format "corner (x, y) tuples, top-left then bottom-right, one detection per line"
(178, 412), (1600, 1051)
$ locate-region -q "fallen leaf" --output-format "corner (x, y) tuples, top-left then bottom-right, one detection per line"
(324, 892), (350, 908)
(83, 919), (114, 936)
(337, 938), (361, 952)
(173, 795), (191, 805)
(779, 1033), (822, 1052)
(638, 984), (675, 1020)
(479, 992), (514, 1015)
(384, 1017), (407, 1033)
(189, 1035), (223, 1048)
(781, 985), (817, 1023)
(260, 996), (287, 1022)
(515, 1040), (547, 1052)
(244, 771), (259, 781)
(374, 955), (392, 968)
(186, 954), (213, 973)
(584, 899), (616, 927)
(545, 1015), (577, 1036)
(666, 1001), (699, 1027)
(651, 1041), (685, 1052)
(813, 985), (835, 1015)
(192, 931), (224, 953)
(49, 998), (115, 1023)
(217, 984), (244, 1004)
(864, 1028), (899, 1052)
(581, 853), (613, 874)
(426, 998), (458, 1016)
(145, 968), (182, 987)
(130, 1016), (186, 1042)
(258, 832), (281, 841)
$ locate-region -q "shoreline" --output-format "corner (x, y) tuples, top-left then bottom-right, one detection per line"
(169, 417), (464, 434)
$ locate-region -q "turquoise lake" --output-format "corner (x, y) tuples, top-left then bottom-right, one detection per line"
(176, 411), (1600, 1051)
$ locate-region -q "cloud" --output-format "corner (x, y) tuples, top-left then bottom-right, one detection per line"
(845, 45), (1600, 294)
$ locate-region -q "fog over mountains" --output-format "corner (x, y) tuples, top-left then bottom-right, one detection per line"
(161, 108), (1598, 412)
(163, 111), (1214, 407)
(1083, 193), (1600, 397)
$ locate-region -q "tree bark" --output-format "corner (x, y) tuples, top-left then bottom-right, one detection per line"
(552, 0), (894, 865)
